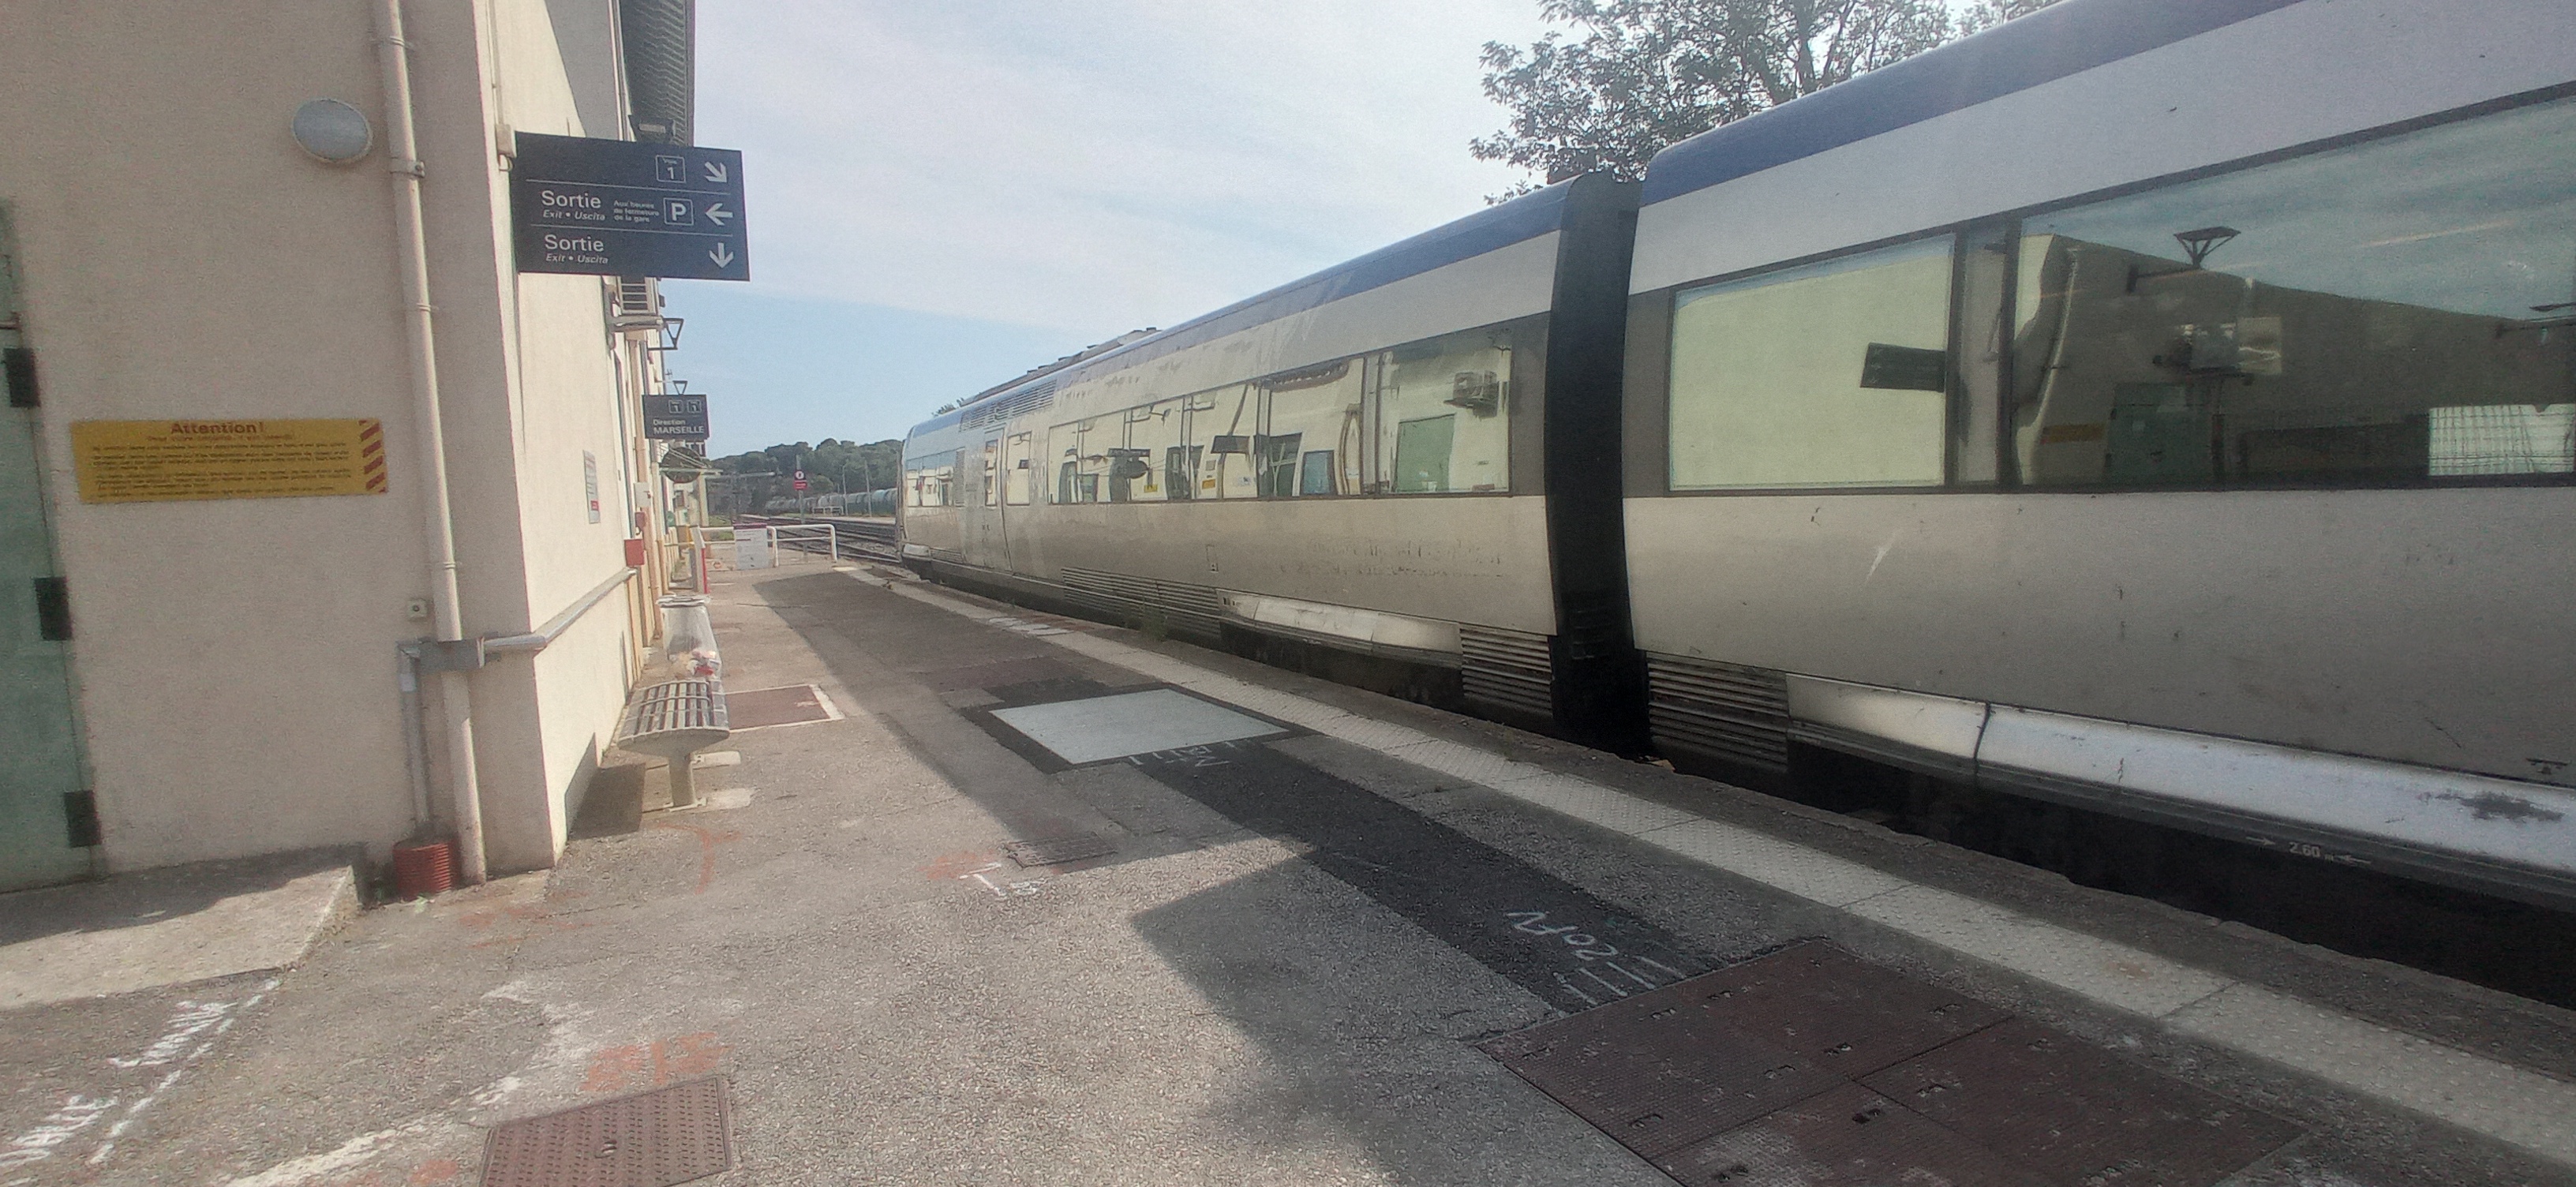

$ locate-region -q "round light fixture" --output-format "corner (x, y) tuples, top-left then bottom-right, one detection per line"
(291, 99), (374, 164)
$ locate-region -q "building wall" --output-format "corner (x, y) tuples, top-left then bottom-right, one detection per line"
(0, 0), (657, 876)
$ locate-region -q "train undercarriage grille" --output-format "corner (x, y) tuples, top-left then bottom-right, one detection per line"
(1646, 654), (1791, 772)
(1461, 624), (1554, 721)
(1058, 567), (1225, 638)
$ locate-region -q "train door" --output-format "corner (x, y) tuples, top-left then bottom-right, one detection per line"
(0, 208), (97, 890)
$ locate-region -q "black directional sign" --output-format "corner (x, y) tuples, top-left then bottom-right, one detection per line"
(642, 394), (710, 440)
(511, 133), (749, 281)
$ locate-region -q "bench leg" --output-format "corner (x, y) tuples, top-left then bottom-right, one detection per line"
(668, 754), (699, 810)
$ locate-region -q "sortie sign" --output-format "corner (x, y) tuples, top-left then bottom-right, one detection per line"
(511, 133), (750, 281)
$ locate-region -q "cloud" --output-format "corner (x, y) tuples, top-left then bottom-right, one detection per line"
(694, 0), (1552, 339)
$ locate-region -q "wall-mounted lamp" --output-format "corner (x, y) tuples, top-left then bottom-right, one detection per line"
(291, 99), (375, 164)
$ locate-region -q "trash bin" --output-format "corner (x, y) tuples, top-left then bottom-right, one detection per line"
(658, 594), (720, 678)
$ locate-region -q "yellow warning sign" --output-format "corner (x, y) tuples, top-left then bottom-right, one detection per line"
(71, 419), (388, 504)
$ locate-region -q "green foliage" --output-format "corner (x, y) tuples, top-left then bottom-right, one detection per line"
(707, 438), (904, 511)
(1474, 0), (2061, 195)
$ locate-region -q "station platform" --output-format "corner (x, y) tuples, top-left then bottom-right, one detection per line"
(4, 560), (2572, 1186)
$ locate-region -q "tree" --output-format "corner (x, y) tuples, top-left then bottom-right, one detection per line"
(1473, 0), (2060, 195)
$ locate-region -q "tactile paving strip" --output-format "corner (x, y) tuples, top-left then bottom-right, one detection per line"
(724, 684), (836, 730)
(481, 1077), (732, 1187)
(1484, 942), (2297, 1187)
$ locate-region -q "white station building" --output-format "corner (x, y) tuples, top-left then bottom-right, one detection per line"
(0, 0), (720, 890)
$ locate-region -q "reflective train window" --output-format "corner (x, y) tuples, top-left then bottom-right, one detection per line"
(1052, 418), (1106, 504)
(904, 453), (955, 507)
(1002, 432), (1033, 504)
(1256, 358), (1362, 497)
(1187, 383), (1260, 499)
(1668, 236), (1953, 490)
(1372, 324), (1515, 493)
(2012, 95), (2576, 486)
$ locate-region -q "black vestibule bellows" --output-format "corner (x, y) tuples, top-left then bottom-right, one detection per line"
(1541, 173), (1650, 755)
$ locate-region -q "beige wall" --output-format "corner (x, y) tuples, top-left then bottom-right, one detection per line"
(0, 0), (658, 876)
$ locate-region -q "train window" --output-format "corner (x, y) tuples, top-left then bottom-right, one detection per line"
(1256, 358), (1362, 497)
(2012, 95), (2576, 487)
(1668, 237), (1953, 490)
(1372, 326), (1513, 493)
(1002, 432), (1032, 505)
(903, 453), (955, 507)
(1115, 399), (1185, 501)
(1051, 419), (1107, 504)
(1187, 384), (1260, 498)
(978, 440), (997, 506)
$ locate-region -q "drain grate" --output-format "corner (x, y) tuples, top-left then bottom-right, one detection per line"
(1003, 833), (1117, 867)
(724, 684), (839, 730)
(1483, 942), (2297, 1187)
(481, 1077), (732, 1187)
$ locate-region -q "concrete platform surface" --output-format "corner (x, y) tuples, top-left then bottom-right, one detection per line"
(2, 564), (2570, 1187)
(0, 852), (357, 1012)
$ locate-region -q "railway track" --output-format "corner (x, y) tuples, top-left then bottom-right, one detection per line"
(739, 515), (900, 564)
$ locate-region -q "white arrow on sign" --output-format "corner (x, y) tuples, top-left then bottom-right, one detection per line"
(702, 161), (728, 185)
(708, 242), (736, 268)
(704, 202), (732, 227)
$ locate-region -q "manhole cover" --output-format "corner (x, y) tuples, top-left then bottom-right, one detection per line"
(724, 684), (839, 730)
(1004, 833), (1117, 867)
(1684, 942), (2009, 1075)
(1483, 943), (2299, 1187)
(1485, 1000), (1844, 1158)
(1657, 1080), (2051, 1186)
(481, 1077), (732, 1187)
(1860, 1018), (2301, 1185)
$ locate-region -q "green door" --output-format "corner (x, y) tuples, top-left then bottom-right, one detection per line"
(0, 207), (96, 890)
(1393, 414), (1455, 493)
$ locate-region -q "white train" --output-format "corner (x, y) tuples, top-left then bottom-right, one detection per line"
(903, 0), (2576, 912)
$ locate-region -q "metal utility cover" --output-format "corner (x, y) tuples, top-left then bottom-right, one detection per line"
(1654, 1082), (2048, 1186)
(1861, 1018), (2301, 1185)
(1004, 833), (1117, 867)
(1485, 1003), (1844, 1159)
(724, 684), (837, 730)
(1485, 945), (2298, 1187)
(481, 1077), (732, 1187)
(988, 688), (1286, 765)
(1684, 942), (2008, 1075)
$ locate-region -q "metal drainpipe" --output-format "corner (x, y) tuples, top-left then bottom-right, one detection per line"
(377, 0), (487, 884)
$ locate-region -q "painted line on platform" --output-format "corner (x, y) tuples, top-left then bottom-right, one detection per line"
(860, 568), (2576, 1169)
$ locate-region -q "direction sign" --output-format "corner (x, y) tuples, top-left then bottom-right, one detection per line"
(511, 133), (750, 281)
(642, 394), (710, 440)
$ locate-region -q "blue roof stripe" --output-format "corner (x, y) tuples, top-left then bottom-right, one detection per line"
(907, 180), (1575, 438)
(1640, 0), (2305, 206)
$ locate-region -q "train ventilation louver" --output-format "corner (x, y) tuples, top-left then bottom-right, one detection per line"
(1646, 654), (1791, 772)
(1058, 567), (1223, 638)
(1460, 624), (1553, 721)
(962, 380), (1058, 429)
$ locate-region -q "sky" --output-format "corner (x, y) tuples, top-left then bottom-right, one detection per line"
(668, 0), (1556, 458)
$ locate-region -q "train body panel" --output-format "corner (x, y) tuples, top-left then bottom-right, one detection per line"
(904, 176), (1642, 736)
(1624, 0), (2576, 903)
(1626, 487), (2573, 786)
(1629, 0), (2572, 294)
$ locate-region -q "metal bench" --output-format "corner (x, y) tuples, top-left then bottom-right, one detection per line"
(612, 678), (731, 808)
